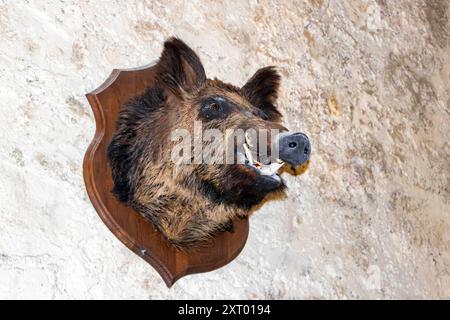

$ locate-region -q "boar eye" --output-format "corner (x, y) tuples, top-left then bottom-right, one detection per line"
(198, 97), (231, 120)
(209, 102), (221, 111)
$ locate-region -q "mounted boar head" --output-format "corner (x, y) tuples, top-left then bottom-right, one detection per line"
(107, 38), (311, 248)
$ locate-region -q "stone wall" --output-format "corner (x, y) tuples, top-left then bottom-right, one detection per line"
(0, 0), (449, 299)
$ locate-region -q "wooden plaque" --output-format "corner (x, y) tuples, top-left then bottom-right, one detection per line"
(83, 63), (249, 287)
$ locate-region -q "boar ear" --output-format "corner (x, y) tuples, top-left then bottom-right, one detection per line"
(242, 66), (282, 121)
(156, 37), (206, 97)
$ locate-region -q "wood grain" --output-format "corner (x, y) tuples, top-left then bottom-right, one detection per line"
(83, 63), (249, 287)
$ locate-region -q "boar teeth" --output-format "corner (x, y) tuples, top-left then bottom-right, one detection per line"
(243, 143), (253, 164)
(270, 162), (285, 172)
(242, 142), (285, 176)
(260, 162), (285, 176)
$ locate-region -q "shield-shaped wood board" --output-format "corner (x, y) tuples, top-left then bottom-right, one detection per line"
(83, 62), (249, 287)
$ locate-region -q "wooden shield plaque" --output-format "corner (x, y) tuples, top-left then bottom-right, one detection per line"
(83, 63), (249, 287)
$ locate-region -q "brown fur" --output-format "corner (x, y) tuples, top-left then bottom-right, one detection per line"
(108, 38), (289, 248)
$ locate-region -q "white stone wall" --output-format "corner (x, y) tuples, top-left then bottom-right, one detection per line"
(0, 0), (449, 299)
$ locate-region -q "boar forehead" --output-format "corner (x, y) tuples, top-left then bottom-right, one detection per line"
(197, 80), (253, 110)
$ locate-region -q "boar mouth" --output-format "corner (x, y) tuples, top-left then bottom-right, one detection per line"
(236, 133), (285, 183)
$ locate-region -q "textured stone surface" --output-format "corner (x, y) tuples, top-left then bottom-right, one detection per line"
(0, 0), (449, 299)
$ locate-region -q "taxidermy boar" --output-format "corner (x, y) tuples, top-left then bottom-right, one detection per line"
(107, 37), (311, 248)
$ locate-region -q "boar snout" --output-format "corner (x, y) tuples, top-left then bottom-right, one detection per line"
(278, 132), (311, 167)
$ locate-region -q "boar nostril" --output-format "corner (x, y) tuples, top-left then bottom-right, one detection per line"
(288, 142), (297, 148)
(304, 146), (309, 155)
